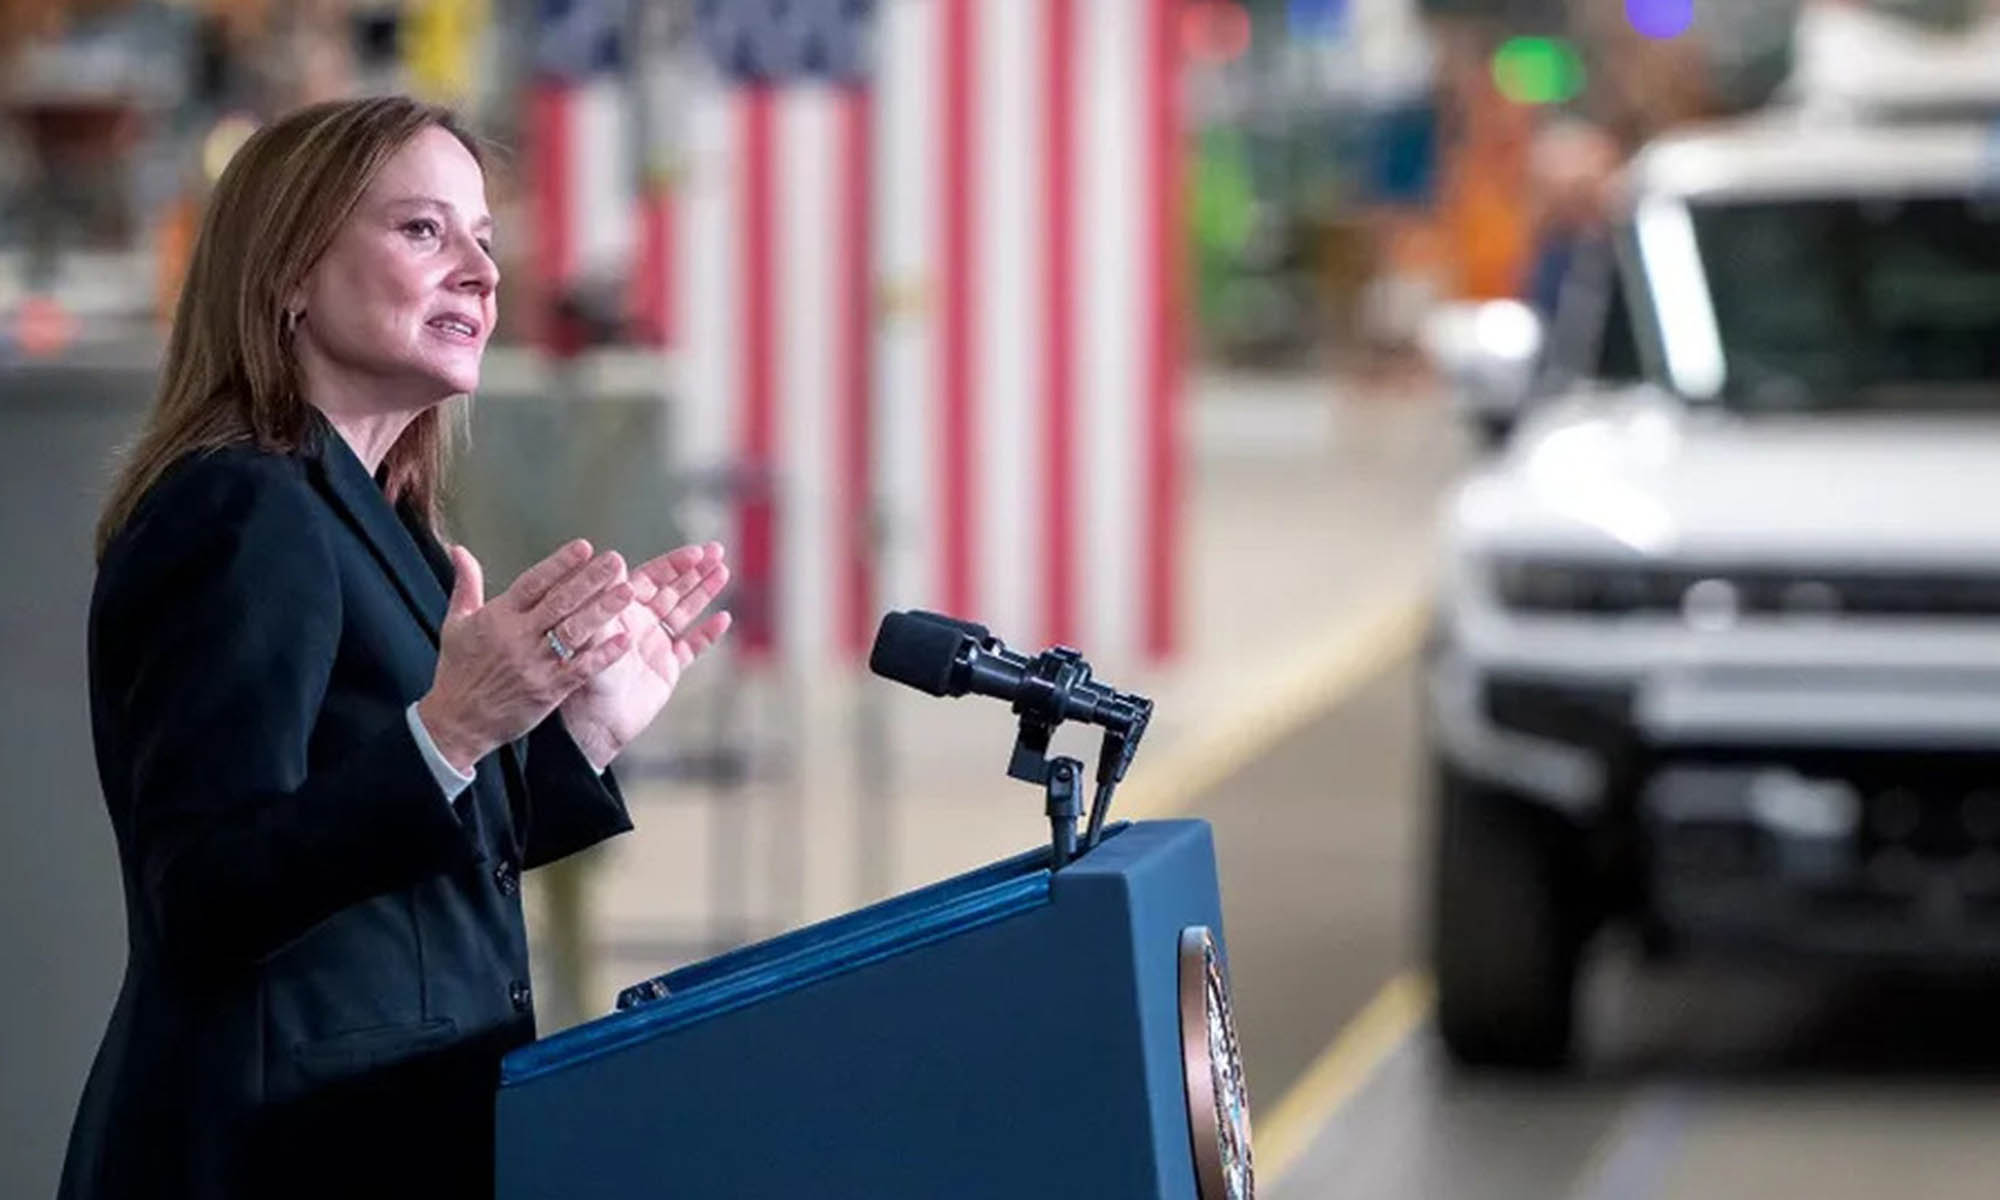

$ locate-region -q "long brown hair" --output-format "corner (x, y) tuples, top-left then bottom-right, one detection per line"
(95, 96), (489, 557)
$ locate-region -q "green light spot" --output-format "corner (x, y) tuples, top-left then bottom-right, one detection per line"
(1491, 37), (1586, 106)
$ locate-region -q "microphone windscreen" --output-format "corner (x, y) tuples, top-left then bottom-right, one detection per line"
(869, 611), (970, 696)
(907, 610), (991, 642)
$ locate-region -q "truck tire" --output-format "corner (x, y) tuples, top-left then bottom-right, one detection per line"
(1429, 759), (1590, 1069)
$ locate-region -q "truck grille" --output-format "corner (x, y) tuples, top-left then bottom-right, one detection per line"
(1497, 560), (2000, 618)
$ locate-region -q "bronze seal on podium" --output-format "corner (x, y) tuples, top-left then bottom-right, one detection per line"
(1179, 926), (1254, 1199)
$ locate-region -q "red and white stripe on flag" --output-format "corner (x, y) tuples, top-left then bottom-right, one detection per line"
(678, 0), (1184, 669)
(679, 76), (874, 664)
(528, 72), (636, 348)
(530, 74), (633, 282)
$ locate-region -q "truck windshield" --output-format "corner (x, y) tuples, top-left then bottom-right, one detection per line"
(1692, 194), (2000, 413)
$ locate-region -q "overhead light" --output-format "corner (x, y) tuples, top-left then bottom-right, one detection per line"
(1626, 0), (1695, 40)
(1491, 37), (1586, 107)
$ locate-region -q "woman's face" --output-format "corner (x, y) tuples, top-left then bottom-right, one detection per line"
(293, 125), (498, 407)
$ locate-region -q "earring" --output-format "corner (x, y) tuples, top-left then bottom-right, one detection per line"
(284, 309), (303, 334)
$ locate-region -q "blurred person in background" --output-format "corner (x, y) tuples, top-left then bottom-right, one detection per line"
(60, 95), (731, 1200)
(1521, 115), (1623, 318)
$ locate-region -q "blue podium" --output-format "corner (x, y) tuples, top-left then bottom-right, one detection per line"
(493, 819), (1253, 1199)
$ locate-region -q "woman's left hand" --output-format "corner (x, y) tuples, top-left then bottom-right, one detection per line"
(559, 541), (733, 771)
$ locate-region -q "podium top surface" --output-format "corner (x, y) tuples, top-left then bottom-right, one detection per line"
(500, 820), (1213, 1087)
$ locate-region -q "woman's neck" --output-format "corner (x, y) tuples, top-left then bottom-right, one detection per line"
(319, 408), (418, 477)
(298, 349), (432, 477)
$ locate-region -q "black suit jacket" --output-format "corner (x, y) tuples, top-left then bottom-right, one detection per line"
(60, 421), (631, 1200)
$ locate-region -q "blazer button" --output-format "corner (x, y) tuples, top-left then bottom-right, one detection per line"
(493, 860), (519, 896)
(509, 979), (532, 1014)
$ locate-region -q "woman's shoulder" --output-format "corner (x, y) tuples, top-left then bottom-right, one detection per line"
(106, 443), (323, 569)
(156, 440), (311, 499)
(90, 442), (344, 667)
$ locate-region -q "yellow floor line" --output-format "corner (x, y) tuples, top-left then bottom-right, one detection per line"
(1104, 584), (1434, 1187)
(1254, 972), (1434, 1190)
(1117, 587), (1431, 822)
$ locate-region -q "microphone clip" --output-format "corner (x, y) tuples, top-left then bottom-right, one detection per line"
(999, 644), (1151, 870)
(1004, 646), (1089, 788)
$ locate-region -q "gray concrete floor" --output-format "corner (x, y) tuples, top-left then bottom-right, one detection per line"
(1239, 659), (2000, 1199)
(1197, 656), (1425, 1111)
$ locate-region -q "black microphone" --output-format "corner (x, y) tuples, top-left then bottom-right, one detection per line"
(869, 610), (1142, 738)
(867, 610), (980, 697)
(870, 609), (1154, 864)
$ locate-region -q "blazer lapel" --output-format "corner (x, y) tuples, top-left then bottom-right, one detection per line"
(305, 419), (531, 856)
(305, 422), (449, 643)
(396, 493), (535, 854)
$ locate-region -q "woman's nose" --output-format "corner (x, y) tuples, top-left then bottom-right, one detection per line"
(454, 235), (500, 294)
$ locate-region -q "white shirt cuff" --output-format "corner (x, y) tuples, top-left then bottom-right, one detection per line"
(558, 713), (610, 778)
(406, 702), (475, 802)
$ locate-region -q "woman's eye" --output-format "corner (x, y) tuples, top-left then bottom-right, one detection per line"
(404, 219), (440, 240)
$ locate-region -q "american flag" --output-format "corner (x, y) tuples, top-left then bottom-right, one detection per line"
(670, 0), (1186, 669)
(527, 0), (638, 351)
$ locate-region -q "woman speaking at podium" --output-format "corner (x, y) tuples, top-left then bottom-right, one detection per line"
(59, 96), (730, 1200)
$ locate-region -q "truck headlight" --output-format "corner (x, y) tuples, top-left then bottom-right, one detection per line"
(1488, 557), (1677, 614)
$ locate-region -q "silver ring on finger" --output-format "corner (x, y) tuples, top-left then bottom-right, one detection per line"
(545, 627), (575, 663)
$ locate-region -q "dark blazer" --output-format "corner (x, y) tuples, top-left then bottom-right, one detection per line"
(60, 418), (631, 1200)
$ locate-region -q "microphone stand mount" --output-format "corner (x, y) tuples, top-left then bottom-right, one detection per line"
(1000, 646), (1152, 870)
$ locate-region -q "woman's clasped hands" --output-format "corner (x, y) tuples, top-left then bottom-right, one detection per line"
(416, 538), (731, 775)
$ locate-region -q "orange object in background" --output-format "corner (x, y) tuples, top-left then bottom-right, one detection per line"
(1430, 23), (1536, 302)
(1443, 159), (1533, 300)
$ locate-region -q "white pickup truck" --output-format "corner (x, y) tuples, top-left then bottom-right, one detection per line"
(1424, 113), (2000, 1067)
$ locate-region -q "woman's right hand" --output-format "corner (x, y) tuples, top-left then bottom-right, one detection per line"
(416, 539), (635, 773)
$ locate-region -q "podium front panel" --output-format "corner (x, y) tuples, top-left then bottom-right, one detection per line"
(494, 820), (1237, 1199)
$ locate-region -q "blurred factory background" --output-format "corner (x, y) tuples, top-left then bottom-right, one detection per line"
(10, 0), (2000, 1196)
